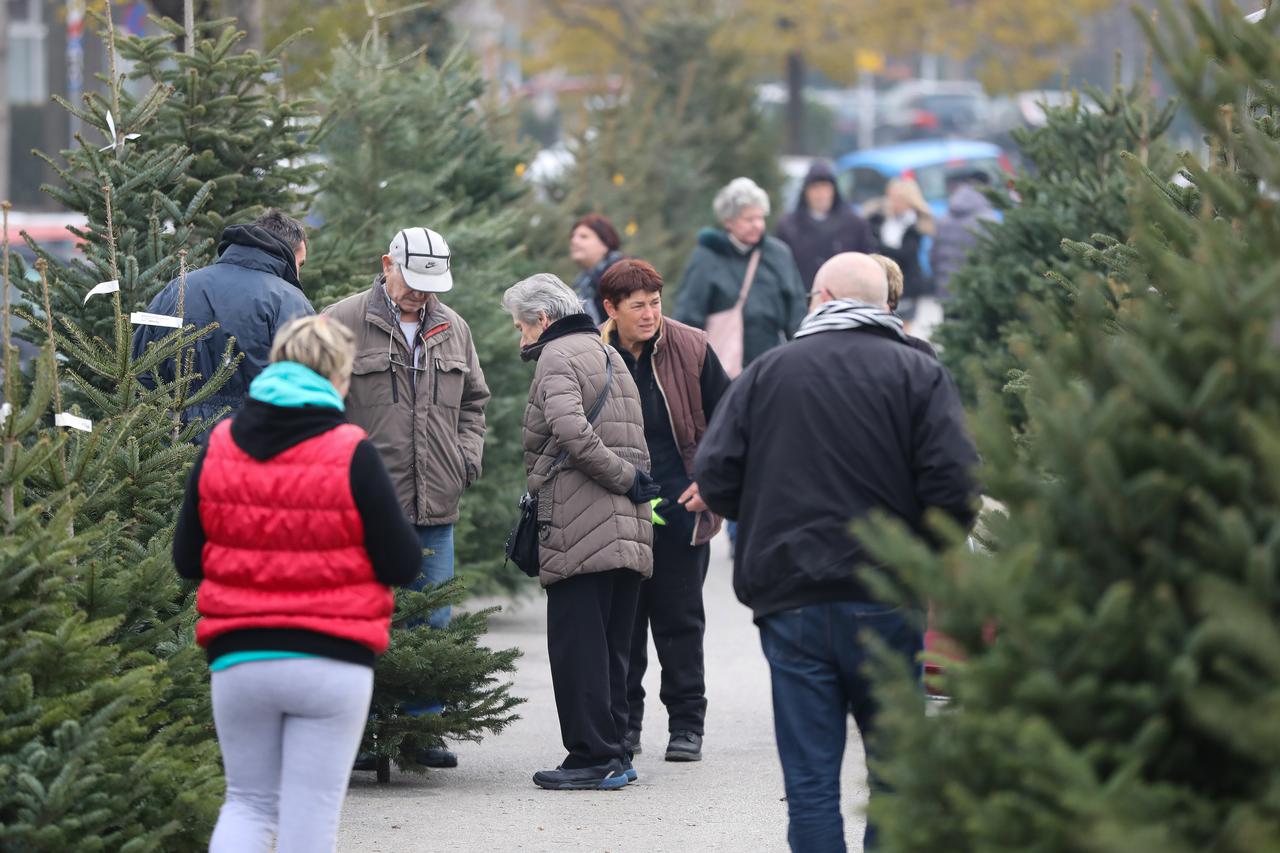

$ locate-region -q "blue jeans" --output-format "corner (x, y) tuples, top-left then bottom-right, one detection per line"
(403, 524), (454, 717)
(759, 602), (923, 853)
(409, 524), (454, 629)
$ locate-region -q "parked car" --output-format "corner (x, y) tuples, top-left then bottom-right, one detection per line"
(3, 212), (87, 376)
(834, 139), (1014, 217)
(875, 80), (995, 145)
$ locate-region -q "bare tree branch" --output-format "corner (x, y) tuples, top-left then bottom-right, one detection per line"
(541, 0), (642, 61)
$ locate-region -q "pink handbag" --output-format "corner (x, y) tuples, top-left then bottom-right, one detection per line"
(704, 249), (761, 379)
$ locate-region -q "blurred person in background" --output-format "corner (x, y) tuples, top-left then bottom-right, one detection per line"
(570, 214), (625, 325)
(872, 253), (937, 359)
(864, 178), (935, 327)
(776, 162), (875, 293)
(674, 177), (807, 379)
(931, 170), (999, 301)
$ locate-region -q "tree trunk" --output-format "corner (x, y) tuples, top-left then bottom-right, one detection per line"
(0, 0), (10, 204)
(229, 0), (264, 52)
(146, 0), (215, 50)
(785, 51), (806, 156)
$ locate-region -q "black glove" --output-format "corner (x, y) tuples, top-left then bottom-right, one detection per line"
(626, 469), (661, 504)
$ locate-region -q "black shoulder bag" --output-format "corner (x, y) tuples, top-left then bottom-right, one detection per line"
(505, 346), (614, 578)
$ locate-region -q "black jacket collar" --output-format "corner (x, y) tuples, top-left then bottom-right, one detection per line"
(229, 398), (347, 461)
(217, 224), (301, 288)
(521, 313), (599, 362)
(606, 325), (656, 370)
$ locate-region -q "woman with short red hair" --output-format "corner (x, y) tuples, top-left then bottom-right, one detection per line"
(599, 258), (731, 763)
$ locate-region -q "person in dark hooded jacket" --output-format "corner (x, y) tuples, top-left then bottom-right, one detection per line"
(132, 210), (314, 425)
(775, 161), (875, 292)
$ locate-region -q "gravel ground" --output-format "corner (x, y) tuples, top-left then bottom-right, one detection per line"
(337, 536), (869, 852)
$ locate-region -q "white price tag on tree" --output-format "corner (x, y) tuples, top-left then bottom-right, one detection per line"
(130, 312), (183, 329)
(55, 412), (94, 432)
(84, 280), (120, 304)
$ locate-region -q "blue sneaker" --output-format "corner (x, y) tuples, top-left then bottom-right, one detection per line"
(623, 758), (638, 783)
(533, 759), (629, 791)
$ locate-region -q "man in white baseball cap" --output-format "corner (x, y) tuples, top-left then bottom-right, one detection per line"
(389, 226), (454, 293)
(323, 227), (490, 770)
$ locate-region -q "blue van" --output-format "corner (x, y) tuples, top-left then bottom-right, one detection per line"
(835, 139), (1012, 218)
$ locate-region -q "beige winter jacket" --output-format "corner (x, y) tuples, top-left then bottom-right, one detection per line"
(521, 315), (653, 587)
(323, 280), (489, 526)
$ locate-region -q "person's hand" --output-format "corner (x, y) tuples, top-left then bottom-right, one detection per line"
(627, 470), (661, 504)
(678, 482), (709, 513)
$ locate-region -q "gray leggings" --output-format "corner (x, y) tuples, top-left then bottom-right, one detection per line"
(209, 657), (373, 853)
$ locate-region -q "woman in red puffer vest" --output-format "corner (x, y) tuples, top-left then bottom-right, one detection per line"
(173, 315), (419, 853)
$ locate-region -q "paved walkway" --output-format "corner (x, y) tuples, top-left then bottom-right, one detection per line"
(338, 536), (869, 852)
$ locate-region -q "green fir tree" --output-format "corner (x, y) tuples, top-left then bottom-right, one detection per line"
(360, 580), (522, 782)
(116, 13), (320, 256)
(295, 10), (528, 775)
(935, 79), (1176, 417)
(1, 196), (223, 849)
(308, 9), (536, 596)
(532, 8), (782, 290)
(860, 3), (1280, 850)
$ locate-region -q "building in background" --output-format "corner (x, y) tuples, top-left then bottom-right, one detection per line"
(4, 1), (159, 210)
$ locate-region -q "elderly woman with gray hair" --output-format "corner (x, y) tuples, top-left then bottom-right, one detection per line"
(674, 177), (807, 377)
(502, 273), (659, 791)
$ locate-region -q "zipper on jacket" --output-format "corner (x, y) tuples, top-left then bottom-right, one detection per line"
(649, 348), (701, 547)
(433, 358), (440, 405)
(410, 349), (419, 520)
(389, 360), (399, 404)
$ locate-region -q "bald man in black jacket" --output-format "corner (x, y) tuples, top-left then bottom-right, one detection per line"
(693, 252), (978, 852)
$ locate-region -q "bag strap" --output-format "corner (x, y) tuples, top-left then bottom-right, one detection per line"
(542, 343), (614, 479)
(735, 249), (762, 309)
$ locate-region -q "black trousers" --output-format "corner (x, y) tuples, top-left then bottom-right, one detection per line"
(626, 524), (711, 735)
(546, 568), (642, 768)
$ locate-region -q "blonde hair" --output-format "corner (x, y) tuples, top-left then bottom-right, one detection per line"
(887, 177), (930, 217)
(872, 254), (905, 310)
(269, 315), (356, 386)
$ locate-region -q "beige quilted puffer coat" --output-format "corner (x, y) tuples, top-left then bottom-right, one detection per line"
(521, 317), (653, 587)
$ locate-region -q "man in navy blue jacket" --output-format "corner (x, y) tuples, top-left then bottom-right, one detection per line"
(133, 210), (314, 425)
(694, 252), (978, 852)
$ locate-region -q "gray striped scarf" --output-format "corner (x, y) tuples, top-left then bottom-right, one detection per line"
(794, 298), (906, 340)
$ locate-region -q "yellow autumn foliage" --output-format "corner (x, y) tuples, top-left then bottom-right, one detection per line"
(504, 0), (1117, 93)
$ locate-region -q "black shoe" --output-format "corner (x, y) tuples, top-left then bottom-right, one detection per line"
(533, 760), (630, 791)
(416, 746), (458, 768)
(353, 752), (378, 772)
(622, 728), (642, 756)
(665, 730), (702, 762)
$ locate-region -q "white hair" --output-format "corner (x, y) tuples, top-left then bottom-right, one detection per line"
(713, 177), (771, 222)
(502, 273), (583, 324)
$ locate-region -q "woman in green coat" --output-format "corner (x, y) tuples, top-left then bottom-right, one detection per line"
(673, 177), (807, 377)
